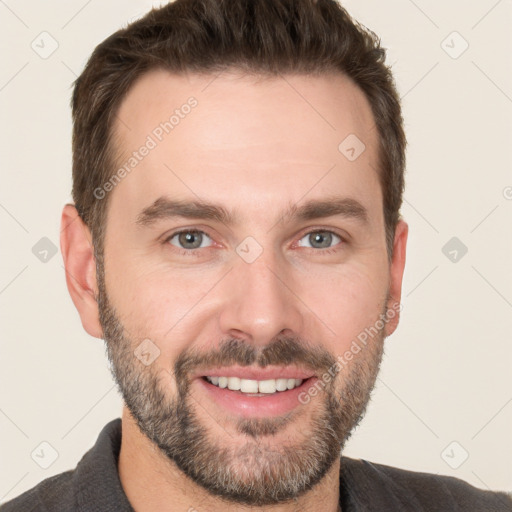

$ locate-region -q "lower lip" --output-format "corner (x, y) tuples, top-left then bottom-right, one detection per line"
(195, 377), (317, 418)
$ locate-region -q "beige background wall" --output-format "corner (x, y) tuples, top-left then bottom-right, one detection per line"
(1, 0), (511, 503)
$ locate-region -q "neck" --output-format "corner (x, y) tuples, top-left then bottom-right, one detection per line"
(118, 407), (342, 512)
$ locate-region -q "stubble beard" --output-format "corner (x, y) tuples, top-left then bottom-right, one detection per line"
(97, 263), (386, 506)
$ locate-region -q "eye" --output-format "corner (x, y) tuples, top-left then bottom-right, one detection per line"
(167, 230), (213, 250)
(298, 230), (342, 249)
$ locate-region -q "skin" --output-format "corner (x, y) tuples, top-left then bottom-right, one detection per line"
(60, 69), (408, 512)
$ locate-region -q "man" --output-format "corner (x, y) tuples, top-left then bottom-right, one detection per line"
(2, 0), (511, 510)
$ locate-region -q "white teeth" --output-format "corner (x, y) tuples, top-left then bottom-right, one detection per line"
(275, 378), (288, 391)
(240, 379), (259, 393)
(258, 379), (277, 394)
(205, 376), (304, 394)
(227, 377), (241, 391)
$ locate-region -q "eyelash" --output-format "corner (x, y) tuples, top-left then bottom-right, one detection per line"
(162, 228), (346, 257)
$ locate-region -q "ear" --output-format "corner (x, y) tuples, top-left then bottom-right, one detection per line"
(60, 204), (103, 339)
(385, 219), (408, 337)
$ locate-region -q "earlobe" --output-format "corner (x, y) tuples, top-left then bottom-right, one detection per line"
(60, 204), (104, 339)
(385, 219), (408, 337)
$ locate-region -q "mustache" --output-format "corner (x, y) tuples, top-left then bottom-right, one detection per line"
(173, 334), (337, 385)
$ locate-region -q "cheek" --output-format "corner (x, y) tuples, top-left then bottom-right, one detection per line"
(105, 259), (222, 355)
(298, 264), (387, 352)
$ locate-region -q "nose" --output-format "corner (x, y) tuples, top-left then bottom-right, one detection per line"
(218, 250), (305, 347)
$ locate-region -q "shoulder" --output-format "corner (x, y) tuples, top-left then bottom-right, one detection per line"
(0, 470), (74, 512)
(340, 456), (512, 511)
(1, 418), (130, 512)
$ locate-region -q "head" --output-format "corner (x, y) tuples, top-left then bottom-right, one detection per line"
(61, 0), (408, 506)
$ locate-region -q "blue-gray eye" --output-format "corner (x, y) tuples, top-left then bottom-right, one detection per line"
(169, 230), (213, 249)
(299, 231), (341, 249)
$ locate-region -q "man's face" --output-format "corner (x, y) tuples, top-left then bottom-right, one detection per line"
(97, 69), (401, 505)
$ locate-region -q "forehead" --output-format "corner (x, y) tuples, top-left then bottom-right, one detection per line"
(108, 68), (381, 229)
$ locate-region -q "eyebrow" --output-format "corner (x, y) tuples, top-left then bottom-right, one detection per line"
(136, 196), (369, 228)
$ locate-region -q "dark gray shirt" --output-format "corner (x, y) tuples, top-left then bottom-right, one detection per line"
(2, 418), (511, 511)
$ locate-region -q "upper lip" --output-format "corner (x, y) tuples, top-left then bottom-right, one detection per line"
(194, 365), (316, 381)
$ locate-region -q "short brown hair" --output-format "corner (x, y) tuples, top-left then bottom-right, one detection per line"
(71, 0), (406, 262)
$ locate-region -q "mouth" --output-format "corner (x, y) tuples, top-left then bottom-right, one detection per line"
(202, 375), (305, 395)
(192, 367), (318, 418)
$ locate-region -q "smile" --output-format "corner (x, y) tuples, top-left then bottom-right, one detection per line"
(204, 376), (303, 395)
(195, 369), (318, 418)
